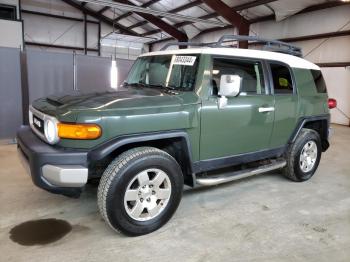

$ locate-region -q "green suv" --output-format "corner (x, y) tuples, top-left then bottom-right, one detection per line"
(17, 36), (336, 236)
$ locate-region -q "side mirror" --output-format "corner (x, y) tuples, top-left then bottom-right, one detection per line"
(218, 74), (242, 97)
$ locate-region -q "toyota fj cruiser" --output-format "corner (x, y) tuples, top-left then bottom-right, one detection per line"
(17, 35), (336, 236)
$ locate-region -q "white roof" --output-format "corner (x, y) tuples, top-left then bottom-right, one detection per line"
(140, 48), (320, 70)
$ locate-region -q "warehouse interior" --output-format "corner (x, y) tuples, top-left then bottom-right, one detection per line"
(0, 0), (350, 261)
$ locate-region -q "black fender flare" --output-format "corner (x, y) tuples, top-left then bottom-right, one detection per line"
(88, 130), (195, 172)
(289, 114), (330, 151)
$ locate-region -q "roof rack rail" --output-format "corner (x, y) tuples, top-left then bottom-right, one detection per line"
(160, 35), (303, 57)
(160, 42), (215, 50)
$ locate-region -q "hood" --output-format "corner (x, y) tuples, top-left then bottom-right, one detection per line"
(32, 87), (199, 117)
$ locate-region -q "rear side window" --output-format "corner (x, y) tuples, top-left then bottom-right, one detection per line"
(211, 58), (266, 96)
(311, 70), (327, 93)
(270, 63), (294, 94)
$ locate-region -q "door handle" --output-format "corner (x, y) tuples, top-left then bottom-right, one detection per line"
(258, 107), (275, 113)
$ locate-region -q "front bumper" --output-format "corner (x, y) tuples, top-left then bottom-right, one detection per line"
(16, 126), (88, 197)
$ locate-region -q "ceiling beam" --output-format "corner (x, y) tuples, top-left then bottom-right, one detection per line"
(128, 0), (201, 30)
(277, 30), (350, 43)
(61, 0), (138, 35)
(142, 0), (277, 39)
(97, 6), (110, 14)
(113, 0), (187, 41)
(22, 9), (99, 24)
(176, 0), (278, 26)
(234, 0), (278, 10)
(201, 0), (250, 26)
(25, 41), (99, 52)
(316, 62), (350, 68)
(170, 0), (202, 13)
(113, 0), (160, 22)
(201, 0), (250, 48)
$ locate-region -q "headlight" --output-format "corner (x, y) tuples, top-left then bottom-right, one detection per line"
(44, 119), (59, 144)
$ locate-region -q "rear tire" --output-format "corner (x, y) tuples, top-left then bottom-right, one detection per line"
(97, 147), (183, 236)
(283, 128), (322, 182)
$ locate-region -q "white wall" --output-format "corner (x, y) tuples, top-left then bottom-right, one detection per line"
(22, 12), (99, 51)
(0, 20), (23, 49)
(0, 0), (23, 49)
(322, 67), (350, 126)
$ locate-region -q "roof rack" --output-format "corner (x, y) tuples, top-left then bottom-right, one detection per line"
(160, 42), (216, 50)
(160, 35), (303, 57)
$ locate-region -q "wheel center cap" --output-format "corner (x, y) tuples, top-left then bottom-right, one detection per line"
(140, 186), (151, 199)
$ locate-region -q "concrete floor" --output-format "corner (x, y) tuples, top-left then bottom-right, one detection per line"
(0, 125), (350, 262)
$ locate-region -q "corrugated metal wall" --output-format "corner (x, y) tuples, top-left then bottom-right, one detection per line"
(0, 48), (134, 140)
(0, 47), (23, 140)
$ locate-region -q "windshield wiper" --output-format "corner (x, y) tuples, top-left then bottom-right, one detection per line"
(124, 82), (147, 88)
(125, 82), (179, 93)
(148, 84), (179, 94)
(148, 84), (177, 91)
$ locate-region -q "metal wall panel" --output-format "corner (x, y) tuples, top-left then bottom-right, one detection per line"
(26, 49), (74, 103)
(116, 58), (134, 86)
(76, 55), (110, 93)
(76, 55), (134, 92)
(0, 47), (22, 140)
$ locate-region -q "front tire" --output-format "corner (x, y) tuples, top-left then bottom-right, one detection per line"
(97, 147), (183, 236)
(283, 128), (322, 182)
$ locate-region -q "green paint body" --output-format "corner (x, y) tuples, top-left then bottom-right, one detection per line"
(32, 54), (329, 162)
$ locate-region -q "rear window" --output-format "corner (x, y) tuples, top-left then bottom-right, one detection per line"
(311, 70), (327, 93)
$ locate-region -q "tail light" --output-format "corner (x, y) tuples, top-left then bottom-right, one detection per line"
(328, 98), (337, 109)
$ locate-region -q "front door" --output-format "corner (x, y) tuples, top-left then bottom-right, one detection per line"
(200, 57), (275, 161)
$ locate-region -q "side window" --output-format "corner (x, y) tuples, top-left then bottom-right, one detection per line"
(270, 63), (294, 94)
(211, 58), (266, 96)
(311, 69), (327, 93)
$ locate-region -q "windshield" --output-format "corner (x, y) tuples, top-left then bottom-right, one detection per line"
(125, 54), (200, 91)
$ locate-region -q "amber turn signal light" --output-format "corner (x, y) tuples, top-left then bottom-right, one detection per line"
(58, 123), (102, 140)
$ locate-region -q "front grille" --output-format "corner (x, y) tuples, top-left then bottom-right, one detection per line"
(32, 114), (44, 134)
(29, 106), (48, 142)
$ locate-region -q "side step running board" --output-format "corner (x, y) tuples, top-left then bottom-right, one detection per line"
(195, 159), (287, 186)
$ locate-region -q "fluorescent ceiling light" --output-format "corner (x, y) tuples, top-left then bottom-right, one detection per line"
(110, 60), (118, 89)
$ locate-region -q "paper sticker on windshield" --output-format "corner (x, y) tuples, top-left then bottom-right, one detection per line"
(173, 56), (197, 66)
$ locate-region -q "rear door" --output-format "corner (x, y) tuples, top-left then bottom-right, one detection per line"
(200, 56), (275, 160)
(268, 62), (299, 148)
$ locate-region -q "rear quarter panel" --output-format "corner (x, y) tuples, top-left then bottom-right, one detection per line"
(293, 68), (329, 118)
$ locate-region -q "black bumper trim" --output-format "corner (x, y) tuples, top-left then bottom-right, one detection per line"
(16, 125), (88, 197)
